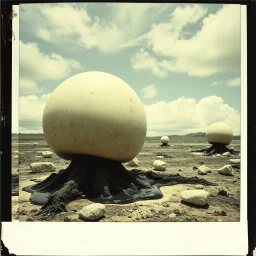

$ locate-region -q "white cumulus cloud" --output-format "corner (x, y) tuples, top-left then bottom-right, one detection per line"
(144, 95), (240, 136)
(226, 76), (240, 87)
(132, 4), (240, 78)
(20, 41), (82, 83)
(142, 84), (158, 99)
(19, 94), (51, 133)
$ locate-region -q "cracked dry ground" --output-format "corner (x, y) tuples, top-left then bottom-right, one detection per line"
(14, 136), (241, 222)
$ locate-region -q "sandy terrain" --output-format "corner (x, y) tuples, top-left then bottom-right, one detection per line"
(13, 135), (241, 222)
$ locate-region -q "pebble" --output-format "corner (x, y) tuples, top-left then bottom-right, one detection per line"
(14, 155), (19, 159)
(156, 156), (164, 159)
(195, 184), (204, 189)
(153, 160), (167, 171)
(216, 154), (221, 157)
(198, 165), (211, 175)
(30, 162), (56, 173)
(42, 151), (53, 158)
(217, 165), (234, 176)
(229, 159), (240, 164)
(169, 213), (177, 218)
(79, 203), (106, 221)
(126, 157), (139, 167)
(180, 189), (210, 206)
(222, 152), (231, 156)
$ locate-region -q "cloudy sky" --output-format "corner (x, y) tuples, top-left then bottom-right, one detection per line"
(16, 3), (241, 136)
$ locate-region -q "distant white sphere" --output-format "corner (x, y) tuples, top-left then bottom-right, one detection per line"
(161, 136), (169, 144)
(43, 71), (147, 162)
(206, 122), (233, 145)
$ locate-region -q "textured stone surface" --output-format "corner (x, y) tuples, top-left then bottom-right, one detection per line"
(180, 189), (210, 206)
(79, 203), (106, 221)
(30, 162), (56, 173)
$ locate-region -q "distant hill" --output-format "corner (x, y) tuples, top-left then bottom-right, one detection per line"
(184, 132), (206, 137)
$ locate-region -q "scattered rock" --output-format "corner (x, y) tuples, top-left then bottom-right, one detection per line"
(35, 156), (41, 159)
(180, 189), (209, 206)
(30, 162), (56, 173)
(79, 203), (106, 221)
(198, 165), (211, 175)
(153, 160), (167, 171)
(156, 156), (164, 159)
(216, 154), (221, 157)
(213, 210), (227, 216)
(193, 166), (198, 170)
(229, 159), (240, 164)
(230, 147), (234, 150)
(14, 155), (19, 159)
(178, 169), (182, 172)
(195, 184), (204, 189)
(12, 151), (19, 154)
(217, 165), (234, 176)
(168, 213), (177, 218)
(32, 142), (38, 146)
(222, 152), (231, 156)
(218, 189), (229, 197)
(126, 157), (139, 166)
(42, 151), (53, 158)
(26, 218), (34, 221)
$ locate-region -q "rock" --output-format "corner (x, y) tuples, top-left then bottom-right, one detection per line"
(198, 165), (211, 175)
(218, 189), (229, 197)
(32, 142), (38, 146)
(14, 155), (19, 159)
(180, 189), (209, 206)
(193, 166), (198, 170)
(213, 210), (227, 216)
(229, 159), (240, 164)
(12, 151), (19, 154)
(35, 156), (41, 159)
(195, 184), (204, 189)
(42, 151), (53, 158)
(30, 162), (56, 173)
(216, 154), (221, 157)
(230, 147), (234, 150)
(156, 156), (164, 159)
(79, 203), (106, 221)
(168, 213), (177, 218)
(126, 157), (139, 167)
(222, 152), (231, 156)
(217, 165), (234, 176)
(153, 160), (167, 171)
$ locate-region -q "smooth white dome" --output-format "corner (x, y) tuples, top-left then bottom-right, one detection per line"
(43, 71), (147, 162)
(161, 136), (169, 144)
(206, 122), (233, 145)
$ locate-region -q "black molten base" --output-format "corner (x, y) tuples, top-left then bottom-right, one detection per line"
(160, 143), (169, 147)
(23, 155), (217, 215)
(191, 143), (240, 156)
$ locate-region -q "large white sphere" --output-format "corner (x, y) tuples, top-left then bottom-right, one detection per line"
(43, 71), (147, 162)
(206, 122), (233, 145)
(161, 136), (169, 144)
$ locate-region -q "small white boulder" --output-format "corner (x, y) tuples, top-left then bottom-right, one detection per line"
(79, 203), (106, 221)
(217, 165), (234, 176)
(229, 159), (240, 164)
(42, 151), (53, 158)
(180, 189), (209, 206)
(222, 152), (231, 156)
(126, 157), (139, 166)
(156, 156), (164, 159)
(14, 155), (19, 159)
(198, 165), (211, 175)
(153, 160), (167, 171)
(30, 162), (56, 173)
(216, 154), (221, 157)
(195, 184), (204, 189)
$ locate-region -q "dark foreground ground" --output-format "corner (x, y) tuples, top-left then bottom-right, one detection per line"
(12, 134), (241, 222)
